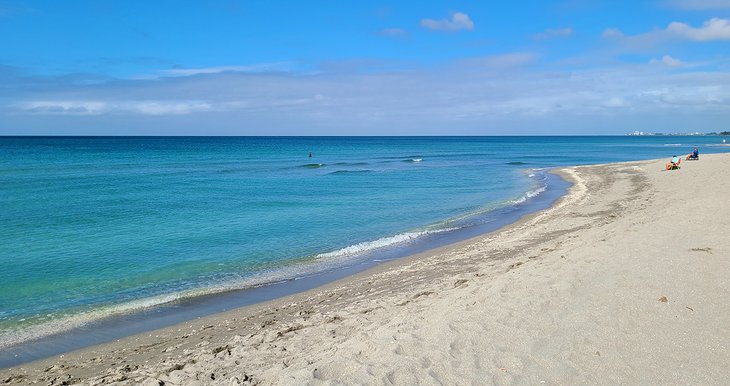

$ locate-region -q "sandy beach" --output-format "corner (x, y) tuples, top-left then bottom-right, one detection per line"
(2, 154), (729, 385)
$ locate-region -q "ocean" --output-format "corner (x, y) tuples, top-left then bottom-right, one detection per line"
(1, 136), (728, 366)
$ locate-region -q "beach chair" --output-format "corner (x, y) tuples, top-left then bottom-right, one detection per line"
(686, 148), (699, 161)
(669, 158), (682, 170)
(666, 158), (681, 170)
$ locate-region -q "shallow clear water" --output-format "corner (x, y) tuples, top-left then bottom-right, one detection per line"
(1, 136), (727, 350)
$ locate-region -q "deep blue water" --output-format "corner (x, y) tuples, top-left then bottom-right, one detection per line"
(1, 136), (728, 357)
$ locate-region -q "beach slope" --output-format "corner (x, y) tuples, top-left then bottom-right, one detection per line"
(2, 155), (729, 385)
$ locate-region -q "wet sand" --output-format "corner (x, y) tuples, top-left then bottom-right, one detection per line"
(2, 155), (729, 385)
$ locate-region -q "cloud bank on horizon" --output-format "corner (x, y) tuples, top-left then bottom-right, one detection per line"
(1, 0), (729, 135)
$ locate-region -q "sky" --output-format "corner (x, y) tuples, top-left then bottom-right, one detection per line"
(1, 0), (730, 135)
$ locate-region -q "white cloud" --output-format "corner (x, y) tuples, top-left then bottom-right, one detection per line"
(604, 97), (625, 107)
(649, 55), (682, 67)
(534, 27), (574, 40)
(665, 0), (730, 9)
(378, 28), (408, 38)
(19, 101), (109, 115)
(16, 100), (215, 115)
(666, 18), (730, 41)
(602, 28), (624, 39)
(420, 12), (474, 32)
(128, 101), (214, 115)
(458, 52), (538, 69)
(163, 63), (292, 76)
(603, 17), (730, 51)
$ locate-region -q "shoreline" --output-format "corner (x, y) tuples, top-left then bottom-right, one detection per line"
(2, 154), (729, 385)
(0, 169), (569, 369)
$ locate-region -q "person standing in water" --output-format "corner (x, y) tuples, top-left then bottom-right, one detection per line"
(309, 151), (312, 158)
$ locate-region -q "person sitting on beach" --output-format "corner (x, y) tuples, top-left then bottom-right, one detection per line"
(686, 148), (699, 160)
(666, 155), (680, 170)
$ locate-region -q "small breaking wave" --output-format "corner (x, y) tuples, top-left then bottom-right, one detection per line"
(332, 162), (370, 166)
(315, 228), (457, 260)
(511, 185), (547, 204)
(375, 155), (423, 160)
(300, 163), (325, 169)
(327, 170), (373, 175)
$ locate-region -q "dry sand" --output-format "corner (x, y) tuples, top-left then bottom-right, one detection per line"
(2, 155), (729, 385)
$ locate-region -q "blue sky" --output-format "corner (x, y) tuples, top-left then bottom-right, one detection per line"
(1, 0), (730, 135)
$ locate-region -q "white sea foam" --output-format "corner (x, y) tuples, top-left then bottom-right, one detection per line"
(512, 197), (527, 204)
(411, 158), (423, 162)
(315, 228), (455, 260)
(527, 185), (547, 197)
(511, 185), (547, 204)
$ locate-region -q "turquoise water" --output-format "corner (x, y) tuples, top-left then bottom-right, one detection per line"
(1, 136), (728, 351)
